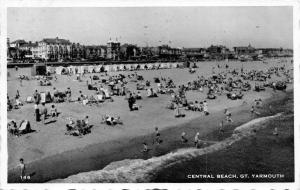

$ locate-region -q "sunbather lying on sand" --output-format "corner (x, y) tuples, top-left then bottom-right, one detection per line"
(101, 115), (123, 126)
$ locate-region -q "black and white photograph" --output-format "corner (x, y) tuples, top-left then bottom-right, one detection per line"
(0, 1), (299, 189)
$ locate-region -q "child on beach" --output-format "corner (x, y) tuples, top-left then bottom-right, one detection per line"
(273, 127), (279, 136)
(50, 104), (58, 122)
(142, 142), (149, 152)
(153, 127), (161, 144)
(181, 132), (188, 143)
(250, 106), (261, 116)
(19, 158), (26, 181)
(219, 120), (225, 134)
(194, 132), (200, 147)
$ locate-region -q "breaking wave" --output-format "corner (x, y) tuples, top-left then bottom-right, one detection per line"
(49, 113), (282, 183)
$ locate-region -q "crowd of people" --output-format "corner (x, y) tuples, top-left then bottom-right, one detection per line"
(7, 60), (292, 139)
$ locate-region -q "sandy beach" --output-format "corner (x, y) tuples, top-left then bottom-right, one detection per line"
(7, 58), (293, 182)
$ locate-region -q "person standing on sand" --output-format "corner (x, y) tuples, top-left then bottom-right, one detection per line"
(194, 132), (200, 147)
(41, 103), (48, 124)
(34, 103), (40, 122)
(66, 87), (72, 102)
(153, 127), (161, 144)
(203, 100), (209, 115)
(219, 120), (224, 134)
(19, 158), (26, 181)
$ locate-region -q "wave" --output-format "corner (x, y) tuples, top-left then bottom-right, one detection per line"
(49, 113), (283, 183)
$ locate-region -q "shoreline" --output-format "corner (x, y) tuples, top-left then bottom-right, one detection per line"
(7, 90), (291, 183)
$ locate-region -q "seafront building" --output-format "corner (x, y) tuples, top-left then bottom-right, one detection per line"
(7, 37), (293, 63)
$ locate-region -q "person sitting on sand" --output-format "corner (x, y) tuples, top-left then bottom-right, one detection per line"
(136, 91), (142, 100)
(50, 104), (57, 121)
(142, 142), (149, 152)
(102, 115), (123, 126)
(224, 109), (233, 123)
(181, 132), (188, 143)
(255, 98), (263, 108)
(273, 127), (279, 136)
(250, 106), (261, 116)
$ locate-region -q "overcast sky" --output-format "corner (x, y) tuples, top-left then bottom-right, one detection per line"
(7, 7), (293, 49)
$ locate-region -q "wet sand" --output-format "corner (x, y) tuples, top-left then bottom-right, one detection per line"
(153, 93), (294, 183)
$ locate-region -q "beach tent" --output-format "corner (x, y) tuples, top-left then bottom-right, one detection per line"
(77, 66), (84, 74)
(129, 64), (135, 70)
(172, 63), (178, 68)
(94, 65), (101, 73)
(147, 64), (153, 69)
(71, 66), (77, 74)
(83, 66), (88, 73)
(133, 64), (139, 70)
(109, 65), (114, 72)
(125, 64), (131, 70)
(155, 63), (160, 68)
(136, 64), (141, 70)
(166, 63), (172, 69)
(88, 66), (94, 73)
(18, 120), (32, 132)
(104, 65), (110, 72)
(31, 64), (47, 76)
(140, 64), (145, 70)
(178, 62), (184, 67)
(115, 65), (120, 71)
(112, 65), (119, 72)
(55, 66), (64, 75)
(61, 67), (69, 75)
(161, 63), (167, 69)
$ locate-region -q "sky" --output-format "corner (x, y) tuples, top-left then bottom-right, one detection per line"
(7, 7), (293, 49)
